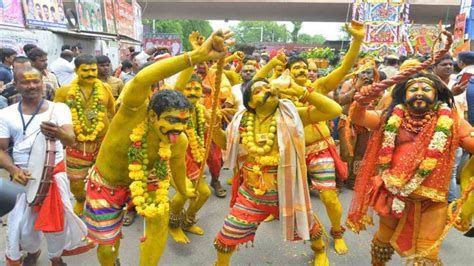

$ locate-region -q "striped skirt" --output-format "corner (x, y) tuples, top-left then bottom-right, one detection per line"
(215, 185), (279, 250)
(84, 166), (130, 245)
(66, 140), (101, 181)
(306, 148), (336, 191)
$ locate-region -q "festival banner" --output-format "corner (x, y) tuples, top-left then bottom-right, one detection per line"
(143, 33), (181, 56)
(353, 0), (409, 56)
(22, 0), (67, 29)
(408, 25), (440, 55)
(115, 0), (134, 38)
(0, 0), (24, 26)
(102, 0), (115, 33)
(75, 0), (104, 32)
(452, 13), (467, 52)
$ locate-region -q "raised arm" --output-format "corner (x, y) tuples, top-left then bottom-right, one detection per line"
(312, 21), (364, 95)
(253, 50), (286, 80)
(276, 81), (342, 126)
(122, 30), (234, 108)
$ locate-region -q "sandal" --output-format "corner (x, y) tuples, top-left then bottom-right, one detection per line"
(123, 211), (137, 226)
(23, 250), (41, 266)
(211, 181), (227, 198)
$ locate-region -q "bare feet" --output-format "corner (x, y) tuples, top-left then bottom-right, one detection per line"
(313, 250), (329, 266)
(334, 238), (348, 254)
(169, 227), (190, 244)
(184, 224), (205, 235)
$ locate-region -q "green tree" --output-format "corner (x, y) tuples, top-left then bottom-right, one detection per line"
(231, 21), (290, 43)
(298, 33), (326, 45)
(142, 19), (213, 51)
(291, 21), (303, 43)
(339, 25), (350, 41)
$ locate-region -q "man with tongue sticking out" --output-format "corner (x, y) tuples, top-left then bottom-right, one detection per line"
(83, 29), (234, 266)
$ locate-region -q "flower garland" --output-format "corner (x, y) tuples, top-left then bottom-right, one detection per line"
(241, 112), (279, 195)
(128, 119), (171, 218)
(378, 103), (453, 217)
(185, 104), (206, 163)
(66, 79), (106, 142)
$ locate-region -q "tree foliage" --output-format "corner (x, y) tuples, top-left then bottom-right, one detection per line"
(231, 21), (290, 43)
(142, 19), (213, 51)
(298, 33), (326, 45)
(291, 21), (303, 43)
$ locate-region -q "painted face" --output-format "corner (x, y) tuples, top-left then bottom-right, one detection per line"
(152, 110), (191, 144)
(75, 63), (98, 85)
(274, 64), (284, 77)
(405, 80), (436, 113)
(15, 71), (43, 101)
(183, 80), (203, 105)
(248, 81), (277, 109)
(240, 64), (256, 82)
(357, 68), (375, 84)
(290, 61), (308, 86)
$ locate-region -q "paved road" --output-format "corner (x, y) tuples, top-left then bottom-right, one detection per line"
(0, 169), (473, 265)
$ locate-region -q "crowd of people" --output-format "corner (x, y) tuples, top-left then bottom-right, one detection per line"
(0, 22), (473, 266)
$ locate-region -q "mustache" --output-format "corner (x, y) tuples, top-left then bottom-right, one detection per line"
(406, 95), (434, 106)
(296, 72), (308, 78)
(262, 91), (275, 102)
(84, 76), (96, 79)
(166, 130), (182, 135)
(187, 95), (200, 99)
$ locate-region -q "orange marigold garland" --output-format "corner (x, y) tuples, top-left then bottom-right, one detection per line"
(378, 103), (453, 217)
(128, 118), (171, 218)
(185, 104), (206, 163)
(66, 79), (106, 142)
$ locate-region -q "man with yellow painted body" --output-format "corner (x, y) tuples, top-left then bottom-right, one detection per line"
(54, 55), (115, 216)
(211, 74), (343, 266)
(82, 30), (233, 266)
(274, 21), (365, 254)
(459, 156), (474, 234)
(167, 32), (218, 243)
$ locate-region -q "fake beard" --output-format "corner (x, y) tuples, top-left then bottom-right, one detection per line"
(406, 96), (434, 113)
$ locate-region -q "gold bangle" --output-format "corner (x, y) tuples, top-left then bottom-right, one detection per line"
(184, 52), (193, 67)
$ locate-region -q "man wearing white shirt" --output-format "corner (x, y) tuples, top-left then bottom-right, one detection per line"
(50, 49), (76, 86)
(0, 66), (94, 265)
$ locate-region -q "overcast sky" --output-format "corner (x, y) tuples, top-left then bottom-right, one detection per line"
(209, 20), (345, 40)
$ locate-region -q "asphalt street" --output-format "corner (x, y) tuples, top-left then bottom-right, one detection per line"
(0, 168), (473, 265)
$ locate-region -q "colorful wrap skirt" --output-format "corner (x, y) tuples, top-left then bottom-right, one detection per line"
(66, 139), (102, 182)
(305, 139), (336, 191)
(84, 166), (130, 245)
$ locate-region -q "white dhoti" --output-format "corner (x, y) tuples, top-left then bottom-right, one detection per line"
(6, 171), (89, 261)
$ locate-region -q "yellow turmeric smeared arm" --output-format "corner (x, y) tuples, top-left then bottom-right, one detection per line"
(312, 21), (364, 95)
(122, 53), (198, 108)
(253, 51), (286, 80)
(298, 91), (342, 126)
(169, 133), (196, 198)
(174, 67), (194, 92)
